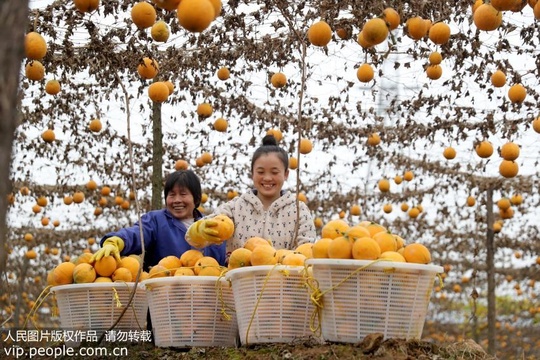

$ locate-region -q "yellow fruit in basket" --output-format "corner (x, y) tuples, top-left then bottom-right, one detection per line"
(351, 237), (381, 260)
(312, 238), (333, 258)
(148, 264), (171, 278)
(114, 256), (123, 270)
(328, 236), (353, 259)
(120, 256), (141, 281)
(321, 219), (350, 239)
(373, 231), (398, 253)
(213, 214), (235, 240)
(281, 252), (307, 266)
(180, 249), (204, 267)
(94, 276), (113, 283)
(93, 255), (117, 277)
(46, 270), (56, 286)
(53, 262), (76, 285)
(73, 263), (97, 283)
(250, 245), (278, 265)
(274, 248), (293, 263)
(362, 222), (387, 237)
(112, 267), (133, 282)
(140, 271), (150, 281)
(394, 235), (405, 250)
(379, 251), (406, 262)
(344, 225), (371, 240)
(243, 236), (272, 251)
(402, 243), (431, 264)
(174, 267), (195, 276)
(74, 252), (93, 265)
(228, 248), (252, 269)
(295, 243), (313, 258)
(158, 255), (182, 271)
(197, 265), (223, 276)
(194, 256), (220, 275)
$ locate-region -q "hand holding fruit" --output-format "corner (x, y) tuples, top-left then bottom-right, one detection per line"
(90, 236), (125, 262)
(186, 215), (235, 248)
(186, 218), (220, 248)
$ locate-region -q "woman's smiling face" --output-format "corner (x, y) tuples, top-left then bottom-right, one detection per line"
(252, 153), (289, 203)
(166, 184), (195, 220)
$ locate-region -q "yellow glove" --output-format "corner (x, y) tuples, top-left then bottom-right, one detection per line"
(90, 236), (125, 263)
(186, 219), (221, 248)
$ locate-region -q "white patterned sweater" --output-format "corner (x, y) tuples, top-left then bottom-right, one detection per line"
(212, 190), (316, 255)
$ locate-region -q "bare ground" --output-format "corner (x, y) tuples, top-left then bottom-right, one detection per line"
(6, 334), (496, 360)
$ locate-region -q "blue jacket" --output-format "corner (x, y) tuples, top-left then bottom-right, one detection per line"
(100, 209), (226, 271)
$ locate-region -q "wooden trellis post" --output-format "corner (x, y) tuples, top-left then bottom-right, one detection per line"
(152, 102), (163, 211)
(486, 186), (496, 355)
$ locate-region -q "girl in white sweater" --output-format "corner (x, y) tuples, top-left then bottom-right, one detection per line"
(188, 135), (316, 256)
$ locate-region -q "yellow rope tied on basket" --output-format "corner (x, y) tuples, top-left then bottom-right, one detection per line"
(116, 281), (145, 329)
(437, 272), (445, 289)
(278, 268), (290, 277)
(148, 267), (176, 279)
(20, 285), (64, 346)
(23, 285), (54, 329)
(112, 287), (122, 308)
(51, 292), (59, 318)
(302, 265), (323, 336)
(303, 259), (386, 334)
(216, 268), (234, 321)
(244, 263), (281, 346)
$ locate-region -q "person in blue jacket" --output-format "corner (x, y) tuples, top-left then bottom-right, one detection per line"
(91, 170), (226, 271)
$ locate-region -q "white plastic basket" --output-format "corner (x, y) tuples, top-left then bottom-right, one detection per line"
(226, 265), (319, 345)
(305, 259), (443, 343)
(143, 276), (238, 348)
(51, 282), (148, 337)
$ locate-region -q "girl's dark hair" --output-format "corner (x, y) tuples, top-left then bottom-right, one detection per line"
(251, 135), (289, 172)
(164, 170), (202, 209)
